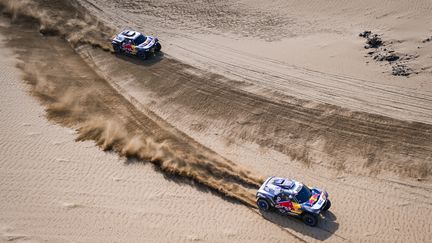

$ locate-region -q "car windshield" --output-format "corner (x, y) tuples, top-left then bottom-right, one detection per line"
(134, 34), (147, 45)
(295, 185), (312, 203)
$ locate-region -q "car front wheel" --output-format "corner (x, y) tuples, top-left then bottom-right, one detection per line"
(323, 200), (331, 211)
(257, 198), (270, 211)
(302, 213), (318, 227)
(138, 51), (147, 60)
(155, 42), (162, 52)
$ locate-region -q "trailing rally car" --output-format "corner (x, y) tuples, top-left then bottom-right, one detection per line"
(256, 176), (331, 226)
(111, 30), (161, 59)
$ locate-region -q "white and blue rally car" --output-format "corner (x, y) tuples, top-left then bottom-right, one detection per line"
(111, 30), (161, 59)
(256, 176), (331, 226)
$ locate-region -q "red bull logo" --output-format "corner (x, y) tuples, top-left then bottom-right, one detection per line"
(123, 43), (137, 54)
(278, 201), (294, 210)
(309, 193), (319, 205)
(277, 200), (302, 214)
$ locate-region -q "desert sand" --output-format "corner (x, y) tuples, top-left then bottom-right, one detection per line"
(0, 0), (431, 242)
(0, 27), (299, 242)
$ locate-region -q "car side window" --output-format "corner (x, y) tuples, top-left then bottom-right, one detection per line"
(275, 193), (290, 202)
(281, 193), (290, 201)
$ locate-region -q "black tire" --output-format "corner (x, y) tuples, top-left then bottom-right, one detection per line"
(257, 198), (271, 211)
(155, 42), (162, 52)
(138, 51), (147, 60)
(323, 200), (331, 211)
(112, 43), (121, 53)
(302, 213), (318, 227)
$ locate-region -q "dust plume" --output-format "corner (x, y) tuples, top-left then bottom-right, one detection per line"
(75, 108), (262, 207)
(0, 0), (113, 50)
(0, 4), (264, 207)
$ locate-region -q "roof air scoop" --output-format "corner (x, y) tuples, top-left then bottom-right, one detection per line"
(122, 30), (135, 37)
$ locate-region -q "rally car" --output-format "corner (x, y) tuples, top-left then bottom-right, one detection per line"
(111, 30), (161, 59)
(256, 176), (331, 226)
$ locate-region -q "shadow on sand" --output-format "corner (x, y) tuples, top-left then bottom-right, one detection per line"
(112, 51), (164, 67)
(261, 209), (341, 241)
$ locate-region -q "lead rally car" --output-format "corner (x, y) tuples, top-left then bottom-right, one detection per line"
(256, 176), (331, 226)
(111, 30), (161, 59)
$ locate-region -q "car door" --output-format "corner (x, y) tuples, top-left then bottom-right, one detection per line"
(289, 196), (303, 214)
(122, 39), (134, 53)
(275, 193), (303, 214)
(275, 193), (293, 211)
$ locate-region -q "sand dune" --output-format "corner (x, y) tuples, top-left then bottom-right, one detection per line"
(0, 0), (431, 242)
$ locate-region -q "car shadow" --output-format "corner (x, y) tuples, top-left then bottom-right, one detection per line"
(112, 51), (164, 67)
(260, 209), (340, 241)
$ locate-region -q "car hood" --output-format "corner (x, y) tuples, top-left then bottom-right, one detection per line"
(302, 189), (327, 210)
(137, 36), (156, 49)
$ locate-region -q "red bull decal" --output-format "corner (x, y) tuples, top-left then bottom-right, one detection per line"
(309, 193), (319, 205)
(277, 200), (302, 214)
(278, 201), (294, 210)
(123, 43), (137, 54)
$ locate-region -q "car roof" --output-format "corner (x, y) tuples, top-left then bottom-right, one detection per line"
(263, 177), (302, 196)
(119, 30), (142, 40)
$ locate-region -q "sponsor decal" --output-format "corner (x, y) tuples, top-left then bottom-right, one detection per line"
(308, 193), (319, 205)
(122, 43), (137, 54)
(277, 199), (302, 213)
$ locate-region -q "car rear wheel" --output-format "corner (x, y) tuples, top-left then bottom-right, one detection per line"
(323, 200), (331, 211)
(302, 213), (318, 227)
(112, 43), (121, 53)
(257, 198), (270, 211)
